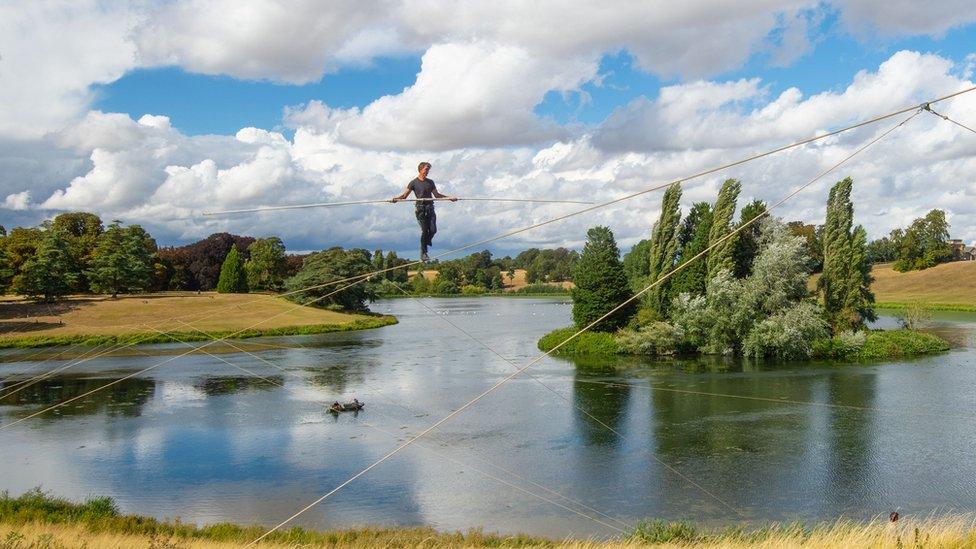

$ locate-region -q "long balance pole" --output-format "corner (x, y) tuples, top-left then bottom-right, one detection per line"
(201, 197), (593, 216)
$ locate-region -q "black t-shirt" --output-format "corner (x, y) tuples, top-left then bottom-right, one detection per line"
(407, 178), (437, 199)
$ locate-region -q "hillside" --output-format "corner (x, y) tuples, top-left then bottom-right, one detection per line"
(869, 261), (976, 307)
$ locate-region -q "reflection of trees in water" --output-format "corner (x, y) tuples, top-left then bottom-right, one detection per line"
(649, 371), (815, 458)
(822, 372), (877, 507)
(304, 356), (381, 395)
(0, 376), (155, 419)
(571, 357), (632, 447)
(193, 375), (283, 396)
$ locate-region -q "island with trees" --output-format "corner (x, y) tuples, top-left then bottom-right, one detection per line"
(539, 177), (951, 362)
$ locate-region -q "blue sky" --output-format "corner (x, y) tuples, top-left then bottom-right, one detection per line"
(93, 12), (976, 138)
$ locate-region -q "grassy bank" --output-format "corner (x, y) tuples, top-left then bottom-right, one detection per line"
(538, 326), (949, 361)
(2, 490), (976, 548)
(807, 261), (976, 312)
(0, 293), (396, 349)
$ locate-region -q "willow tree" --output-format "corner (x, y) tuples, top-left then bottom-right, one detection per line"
(706, 178), (741, 282)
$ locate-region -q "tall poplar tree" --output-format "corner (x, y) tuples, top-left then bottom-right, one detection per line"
(706, 178), (741, 282)
(819, 177), (872, 331)
(645, 182), (681, 318)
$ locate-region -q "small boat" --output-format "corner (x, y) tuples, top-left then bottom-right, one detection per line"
(329, 399), (364, 414)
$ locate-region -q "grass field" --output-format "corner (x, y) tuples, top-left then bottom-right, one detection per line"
(2, 490), (975, 548)
(808, 261), (976, 311)
(0, 293), (396, 349)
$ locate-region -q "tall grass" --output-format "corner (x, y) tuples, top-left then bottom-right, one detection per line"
(2, 491), (976, 548)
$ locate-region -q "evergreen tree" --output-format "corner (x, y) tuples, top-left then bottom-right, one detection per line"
(732, 199), (768, 278)
(571, 226), (635, 332)
(13, 227), (77, 301)
(245, 237), (287, 291)
(52, 212), (103, 292)
(216, 244), (249, 293)
(670, 202), (713, 299)
(645, 182), (682, 318)
(706, 178), (741, 282)
(372, 249), (384, 272)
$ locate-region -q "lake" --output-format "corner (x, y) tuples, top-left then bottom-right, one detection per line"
(2, 297), (975, 538)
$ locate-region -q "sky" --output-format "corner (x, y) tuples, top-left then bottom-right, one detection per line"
(1, 1), (975, 258)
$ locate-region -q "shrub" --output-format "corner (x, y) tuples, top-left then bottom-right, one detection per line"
(812, 329), (948, 360)
(743, 302), (829, 359)
(460, 284), (486, 295)
(632, 520), (700, 544)
(615, 322), (680, 355)
(537, 327), (619, 355)
(509, 283), (569, 295)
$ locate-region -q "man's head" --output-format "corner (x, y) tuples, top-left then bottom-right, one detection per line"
(418, 161), (431, 178)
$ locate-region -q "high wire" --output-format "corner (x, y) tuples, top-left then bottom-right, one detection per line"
(244, 108), (924, 547)
(201, 197), (593, 216)
(11, 85), (971, 398)
(3, 88), (970, 433)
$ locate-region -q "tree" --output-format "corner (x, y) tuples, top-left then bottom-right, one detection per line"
(12, 227), (77, 301)
(571, 226), (635, 332)
(87, 222), (155, 297)
(216, 244), (248, 293)
(285, 247), (373, 311)
(645, 182), (682, 318)
(818, 177), (873, 331)
(732, 199), (767, 278)
(706, 178), (741, 282)
(893, 209), (952, 271)
(245, 237), (287, 291)
(0, 243), (12, 294)
(50, 212), (104, 292)
(622, 239), (652, 291)
(670, 202), (712, 299)
(1, 227), (43, 276)
(384, 251), (408, 282)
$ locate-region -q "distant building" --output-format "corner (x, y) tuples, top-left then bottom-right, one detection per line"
(964, 246), (976, 261)
(948, 239), (971, 261)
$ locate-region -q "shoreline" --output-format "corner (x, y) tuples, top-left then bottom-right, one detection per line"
(0, 315), (397, 350)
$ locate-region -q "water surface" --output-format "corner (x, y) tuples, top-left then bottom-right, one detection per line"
(2, 298), (975, 537)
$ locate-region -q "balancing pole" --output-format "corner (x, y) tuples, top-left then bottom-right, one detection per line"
(201, 197), (593, 216)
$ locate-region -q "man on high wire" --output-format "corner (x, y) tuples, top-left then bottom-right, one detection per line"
(391, 161), (457, 261)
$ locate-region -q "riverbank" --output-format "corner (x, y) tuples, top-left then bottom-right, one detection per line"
(2, 491), (974, 548)
(0, 293), (396, 349)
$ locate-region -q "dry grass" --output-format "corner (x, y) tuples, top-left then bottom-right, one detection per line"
(869, 261), (976, 308)
(808, 261), (976, 310)
(2, 516), (976, 548)
(0, 293), (386, 347)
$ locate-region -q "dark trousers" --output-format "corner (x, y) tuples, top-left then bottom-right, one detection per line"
(415, 205), (437, 254)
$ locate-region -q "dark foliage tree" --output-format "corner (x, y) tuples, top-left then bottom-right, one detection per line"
(892, 209), (952, 272)
(732, 199), (768, 278)
(284, 247), (373, 311)
(670, 201), (713, 299)
(621, 239), (652, 291)
(571, 226), (635, 332)
(216, 244), (248, 293)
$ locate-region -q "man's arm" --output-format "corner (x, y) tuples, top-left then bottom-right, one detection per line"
(391, 184), (412, 202)
(432, 183), (458, 202)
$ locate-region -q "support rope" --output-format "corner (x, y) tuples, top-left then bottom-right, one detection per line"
(244, 108), (923, 547)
